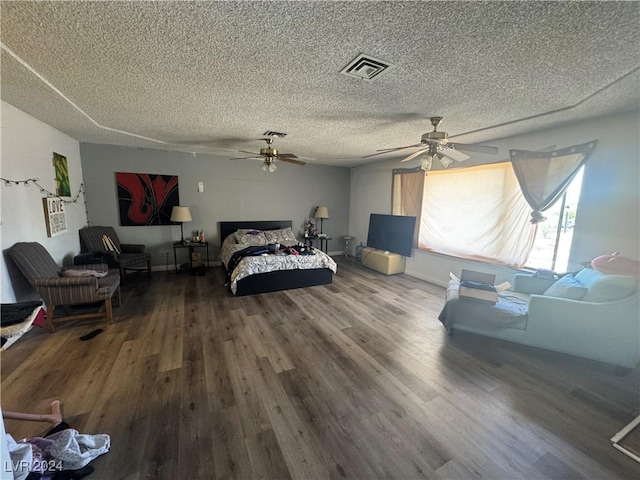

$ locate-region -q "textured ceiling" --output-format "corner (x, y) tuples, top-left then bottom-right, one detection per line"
(1, 1), (639, 167)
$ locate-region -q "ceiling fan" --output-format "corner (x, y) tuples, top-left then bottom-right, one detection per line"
(231, 137), (306, 172)
(364, 116), (499, 170)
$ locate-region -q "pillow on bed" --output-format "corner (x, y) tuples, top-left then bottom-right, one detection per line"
(265, 227), (298, 246)
(235, 230), (268, 246)
(233, 229), (258, 240)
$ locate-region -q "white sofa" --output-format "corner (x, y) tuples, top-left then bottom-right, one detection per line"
(441, 270), (640, 367)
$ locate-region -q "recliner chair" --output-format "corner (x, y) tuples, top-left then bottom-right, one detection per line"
(77, 226), (151, 285)
(7, 242), (121, 332)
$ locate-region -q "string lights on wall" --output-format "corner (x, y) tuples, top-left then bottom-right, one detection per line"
(0, 177), (89, 226)
(0, 177), (84, 204)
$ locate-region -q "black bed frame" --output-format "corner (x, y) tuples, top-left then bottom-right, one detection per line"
(219, 220), (333, 296)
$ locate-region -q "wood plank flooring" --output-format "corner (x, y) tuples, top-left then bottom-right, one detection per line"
(2, 258), (638, 479)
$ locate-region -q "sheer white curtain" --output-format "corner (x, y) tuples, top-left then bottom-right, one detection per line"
(417, 162), (537, 268)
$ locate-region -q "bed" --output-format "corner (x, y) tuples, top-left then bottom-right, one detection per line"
(220, 220), (337, 296)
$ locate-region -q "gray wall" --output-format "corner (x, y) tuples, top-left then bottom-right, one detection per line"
(1, 102), (87, 302)
(80, 144), (350, 266)
(349, 110), (640, 286)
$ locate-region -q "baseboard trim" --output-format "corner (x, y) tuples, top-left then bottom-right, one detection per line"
(151, 261), (221, 272)
(404, 269), (448, 287)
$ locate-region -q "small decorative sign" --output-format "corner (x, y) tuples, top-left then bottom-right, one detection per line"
(42, 197), (68, 237)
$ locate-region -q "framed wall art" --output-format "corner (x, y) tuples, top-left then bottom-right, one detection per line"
(116, 172), (179, 226)
(53, 152), (71, 197)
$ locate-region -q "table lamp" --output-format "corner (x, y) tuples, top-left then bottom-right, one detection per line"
(170, 206), (192, 244)
(315, 206), (329, 234)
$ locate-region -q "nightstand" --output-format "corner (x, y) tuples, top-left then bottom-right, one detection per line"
(304, 235), (331, 254)
(173, 241), (209, 275)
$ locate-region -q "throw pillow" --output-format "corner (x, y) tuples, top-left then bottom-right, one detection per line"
(267, 228), (298, 247)
(543, 275), (588, 300)
(233, 229), (260, 242)
(263, 230), (278, 244)
(574, 268), (636, 302)
(236, 231), (268, 246)
(591, 253), (640, 279)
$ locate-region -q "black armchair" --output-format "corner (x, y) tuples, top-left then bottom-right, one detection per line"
(78, 226), (151, 285)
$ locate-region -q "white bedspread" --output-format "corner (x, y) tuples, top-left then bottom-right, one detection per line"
(220, 235), (337, 294)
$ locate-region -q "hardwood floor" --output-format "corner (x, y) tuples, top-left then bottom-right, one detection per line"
(2, 258), (638, 479)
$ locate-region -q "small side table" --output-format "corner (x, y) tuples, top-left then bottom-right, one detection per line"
(304, 235), (331, 254)
(173, 241), (209, 275)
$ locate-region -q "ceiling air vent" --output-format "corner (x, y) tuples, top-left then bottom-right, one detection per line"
(263, 130), (287, 138)
(340, 53), (392, 81)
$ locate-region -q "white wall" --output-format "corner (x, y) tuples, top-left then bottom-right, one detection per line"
(79, 143), (351, 265)
(349, 111), (640, 286)
(0, 407), (11, 480)
(1, 102), (87, 302)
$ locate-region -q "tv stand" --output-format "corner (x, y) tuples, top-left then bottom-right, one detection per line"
(361, 247), (406, 275)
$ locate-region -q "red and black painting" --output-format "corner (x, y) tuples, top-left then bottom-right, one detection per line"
(116, 172), (179, 226)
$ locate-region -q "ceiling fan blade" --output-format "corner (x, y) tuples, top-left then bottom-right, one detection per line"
(279, 157), (306, 165)
(278, 153), (299, 159)
(400, 148), (429, 163)
(378, 143), (424, 152)
(239, 150), (262, 155)
(441, 147), (470, 162)
(362, 151), (394, 158)
(362, 143), (424, 158)
(231, 156), (263, 161)
(449, 143), (499, 155)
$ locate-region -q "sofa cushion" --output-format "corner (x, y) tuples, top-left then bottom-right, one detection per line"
(543, 275), (588, 300)
(574, 268), (636, 302)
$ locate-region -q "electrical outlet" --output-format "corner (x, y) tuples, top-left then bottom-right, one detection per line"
(198, 181), (204, 193)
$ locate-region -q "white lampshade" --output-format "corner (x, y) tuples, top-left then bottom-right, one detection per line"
(439, 155), (453, 168)
(315, 206), (329, 219)
(420, 155), (433, 171)
(170, 206), (192, 223)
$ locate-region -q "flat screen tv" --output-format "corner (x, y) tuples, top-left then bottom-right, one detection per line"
(366, 214), (416, 257)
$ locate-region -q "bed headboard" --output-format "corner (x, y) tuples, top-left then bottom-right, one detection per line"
(219, 220), (293, 245)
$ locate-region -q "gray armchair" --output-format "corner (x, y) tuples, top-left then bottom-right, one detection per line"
(7, 242), (121, 332)
(78, 226), (151, 285)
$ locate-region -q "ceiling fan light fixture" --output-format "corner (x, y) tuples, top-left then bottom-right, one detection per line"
(420, 155), (433, 171)
(440, 156), (453, 168)
(366, 116), (498, 166)
(261, 162), (269, 172)
(269, 162), (277, 173)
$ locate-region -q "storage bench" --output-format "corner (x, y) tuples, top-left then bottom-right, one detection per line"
(361, 247), (405, 275)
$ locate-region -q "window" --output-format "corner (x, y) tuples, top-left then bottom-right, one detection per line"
(393, 162), (537, 268)
(526, 167), (584, 272)
(392, 143), (593, 270)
